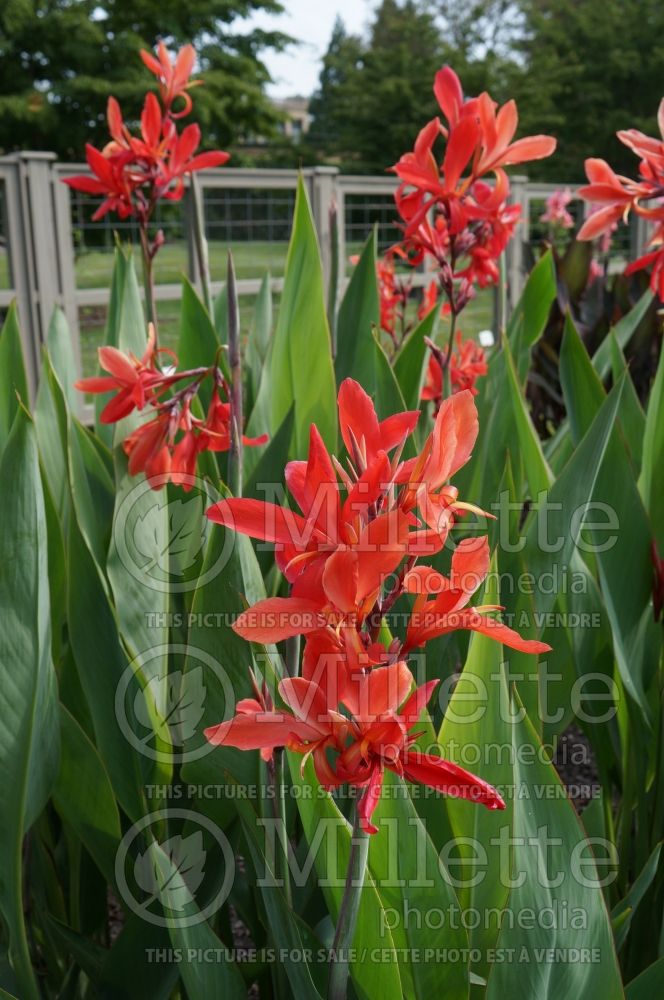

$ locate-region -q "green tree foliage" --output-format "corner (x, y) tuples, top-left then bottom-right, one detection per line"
(509, 0), (664, 180)
(307, 1), (447, 172)
(0, 0), (290, 159)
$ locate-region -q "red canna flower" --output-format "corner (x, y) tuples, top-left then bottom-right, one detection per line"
(422, 332), (488, 405)
(140, 42), (202, 118)
(391, 66), (555, 313)
(206, 660), (505, 833)
(74, 323), (171, 421)
(403, 536), (549, 654)
(578, 100), (664, 300)
(63, 44), (228, 225)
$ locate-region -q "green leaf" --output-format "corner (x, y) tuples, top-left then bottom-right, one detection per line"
(52, 705), (121, 886)
(148, 841), (246, 999)
(257, 175), (337, 457)
(592, 288), (654, 381)
(0, 303), (28, 452)
(289, 756), (405, 1000)
(609, 332), (645, 475)
(335, 229), (379, 386)
(439, 555), (515, 982)
(44, 307), (79, 410)
(639, 312), (664, 549)
(180, 521), (261, 807)
(393, 303), (439, 411)
(370, 770), (470, 999)
(233, 789), (327, 999)
(560, 315), (657, 717)
(0, 409), (59, 1000)
(611, 843), (661, 951)
(67, 517), (147, 821)
(95, 247), (145, 444)
(486, 694), (622, 1000)
(178, 278), (228, 399)
(245, 272), (272, 414)
(507, 250), (556, 379)
(35, 350), (70, 521)
(244, 405), (294, 503)
(626, 957), (664, 998)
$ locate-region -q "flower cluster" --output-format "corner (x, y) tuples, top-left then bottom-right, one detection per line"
(540, 188), (575, 230)
(75, 325), (266, 489)
(422, 332), (488, 411)
(577, 98), (664, 300)
(391, 66), (556, 312)
(204, 380), (549, 832)
(64, 43), (229, 223)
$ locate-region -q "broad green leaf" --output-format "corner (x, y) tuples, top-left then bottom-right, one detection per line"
(507, 250), (556, 378)
(0, 303), (28, 451)
(245, 272), (272, 414)
(180, 521), (261, 818)
(393, 302), (439, 411)
(370, 770), (470, 999)
(67, 416), (115, 585)
(609, 333), (645, 475)
(335, 229), (379, 387)
(592, 288), (654, 381)
(289, 756), (404, 1000)
(67, 517), (148, 821)
(259, 175), (337, 457)
(233, 790), (327, 998)
(148, 841), (246, 999)
(611, 843), (661, 951)
(0, 409), (59, 1000)
(35, 351), (70, 520)
(486, 696), (622, 1000)
(178, 277), (228, 401)
(106, 454), (170, 673)
(52, 705), (121, 886)
(639, 313), (664, 549)
(439, 556), (515, 982)
(626, 958), (664, 998)
(244, 404), (294, 502)
(95, 247), (145, 444)
(45, 307), (79, 409)
(560, 316), (657, 717)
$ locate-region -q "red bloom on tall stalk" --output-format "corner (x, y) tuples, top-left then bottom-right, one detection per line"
(205, 378), (550, 830)
(391, 66), (555, 399)
(63, 43), (228, 338)
(64, 45), (228, 224)
(76, 329), (267, 490)
(577, 100), (664, 300)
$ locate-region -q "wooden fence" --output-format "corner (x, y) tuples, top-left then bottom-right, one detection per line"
(0, 154), (649, 403)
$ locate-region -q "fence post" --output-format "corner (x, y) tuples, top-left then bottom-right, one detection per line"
(309, 167), (340, 309)
(0, 156), (40, 398)
(506, 173), (529, 312)
(1, 152), (81, 401)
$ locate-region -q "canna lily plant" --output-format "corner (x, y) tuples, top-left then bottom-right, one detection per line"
(3, 40), (664, 1000)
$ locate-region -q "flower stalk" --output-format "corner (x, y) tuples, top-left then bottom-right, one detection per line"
(327, 802), (370, 1000)
(226, 251), (243, 496)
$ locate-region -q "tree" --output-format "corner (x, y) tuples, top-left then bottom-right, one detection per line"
(507, 0), (664, 180)
(308, 0), (448, 172)
(0, 0), (290, 159)
(307, 17), (364, 156)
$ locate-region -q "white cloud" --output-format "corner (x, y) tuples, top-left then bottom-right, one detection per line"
(240, 0), (377, 98)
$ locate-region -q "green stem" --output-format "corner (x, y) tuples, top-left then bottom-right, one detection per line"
(441, 309), (458, 399)
(274, 749), (292, 908)
(226, 251), (243, 496)
(327, 802), (369, 1000)
(139, 226), (159, 344)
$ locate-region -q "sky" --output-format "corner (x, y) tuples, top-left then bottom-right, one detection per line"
(240, 0), (377, 98)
